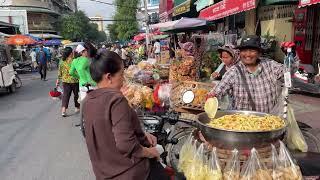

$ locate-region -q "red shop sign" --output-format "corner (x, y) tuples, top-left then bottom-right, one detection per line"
(299, 0), (320, 7)
(199, 0), (256, 21)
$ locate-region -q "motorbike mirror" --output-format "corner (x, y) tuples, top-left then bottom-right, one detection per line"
(182, 90), (194, 104)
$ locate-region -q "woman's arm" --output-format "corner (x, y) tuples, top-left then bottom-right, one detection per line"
(110, 97), (159, 159)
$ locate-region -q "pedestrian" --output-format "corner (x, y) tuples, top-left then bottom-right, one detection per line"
(29, 48), (37, 72)
(83, 51), (170, 180)
(36, 45), (48, 81)
(69, 42), (97, 101)
(211, 44), (239, 80)
(56, 47), (80, 117)
(208, 35), (299, 114)
(153, 39), (161, 60)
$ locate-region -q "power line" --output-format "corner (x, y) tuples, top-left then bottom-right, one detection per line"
(86, 0), (139, 9)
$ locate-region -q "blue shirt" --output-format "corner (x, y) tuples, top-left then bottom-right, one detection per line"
(37, 50), (47, 64)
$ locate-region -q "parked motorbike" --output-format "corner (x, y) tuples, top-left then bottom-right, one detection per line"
(291, 64), (320, 95)
(13, 60), (32, 74)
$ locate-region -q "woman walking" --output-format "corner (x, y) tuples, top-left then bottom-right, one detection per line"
(56, 47), (80, 117)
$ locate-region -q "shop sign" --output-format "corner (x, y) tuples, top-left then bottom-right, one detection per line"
(299, 0), (320, 7)
(199, 0), (256, 21)
(173, 0), (191, 16)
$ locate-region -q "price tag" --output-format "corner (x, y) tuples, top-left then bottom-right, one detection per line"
(284, 72), (292, 88)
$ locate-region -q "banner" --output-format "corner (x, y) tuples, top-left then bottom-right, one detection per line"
(199, 0), (256, 21)
(299, 0), (320, 7)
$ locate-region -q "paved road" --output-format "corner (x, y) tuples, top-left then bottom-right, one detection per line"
(0, 71), (94, 180)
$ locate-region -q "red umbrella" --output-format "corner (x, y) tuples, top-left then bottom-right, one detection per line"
(133, 33), (146, 41)
(6, 35), (37, 45)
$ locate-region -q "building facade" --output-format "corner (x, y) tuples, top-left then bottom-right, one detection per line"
(0, 0), (77, 36)
(136, 0), (160, 30)
(89, 16), (104, 31)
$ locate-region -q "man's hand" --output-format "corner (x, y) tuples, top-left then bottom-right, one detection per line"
(206, 91), (216, 100)
(145, 132), (157, 147)
(56, 79), (60, 87)
(143, 147), (160, 159)
(211, 72), (220, 79)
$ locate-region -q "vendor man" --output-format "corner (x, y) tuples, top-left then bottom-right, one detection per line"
(208, 35), (298, 113)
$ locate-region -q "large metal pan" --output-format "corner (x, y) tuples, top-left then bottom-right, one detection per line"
(178, 110), (287, 149)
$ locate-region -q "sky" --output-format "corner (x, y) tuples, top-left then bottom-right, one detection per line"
(78, 0), (116, 27)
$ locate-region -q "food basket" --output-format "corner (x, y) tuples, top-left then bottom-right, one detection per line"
(171, 81), (215, 111)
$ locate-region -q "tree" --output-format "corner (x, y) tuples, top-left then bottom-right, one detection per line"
(111, 0), (139, 41)
(107, 23), (118, 42)
(58, 11), (107, 43)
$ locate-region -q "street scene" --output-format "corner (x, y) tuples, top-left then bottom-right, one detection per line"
(1, 0), (320, 180)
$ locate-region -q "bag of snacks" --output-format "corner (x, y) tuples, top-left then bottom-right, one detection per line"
(276, 141), (303, 180)
(177, 135), (196, 173)
(184, 143), (207, 180)
(271, 144), (282, 180)
(223, 149), (240, 180)
(240, 148), (272, 180)
(206, 147), (222, 180)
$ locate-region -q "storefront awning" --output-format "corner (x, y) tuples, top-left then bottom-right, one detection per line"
(262, 0), (298, 5)
(199, 0), (256, 21)
(299, 0), (320, 7)
(150, 17), (207, 30)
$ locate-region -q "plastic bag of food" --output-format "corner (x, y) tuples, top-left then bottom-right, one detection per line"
(177, 135), (196, 173)
(184, 143), (207, 180)
(277, 141), (303, 180)
(223, 149), (240, 180)
(240, 148), (272, 180)
(157, 83), (172, 107)
(286, 104), (308, 152)
(206, 147), (222, 180)
(271, 144), (282, 180)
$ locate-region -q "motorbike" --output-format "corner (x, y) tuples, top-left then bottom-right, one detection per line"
(291, 63), (320, 95)
(13, 60), (32, 74)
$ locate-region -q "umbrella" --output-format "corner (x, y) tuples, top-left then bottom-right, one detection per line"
(61, 40), (72, 45)
(133, 33), (146, 41)
(43, 39), (61, 46)
(6, 35), (37, 45)
(26, 34), (43, 41)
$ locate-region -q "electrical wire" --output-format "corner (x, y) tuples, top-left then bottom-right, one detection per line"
(84, 0), (139, 9)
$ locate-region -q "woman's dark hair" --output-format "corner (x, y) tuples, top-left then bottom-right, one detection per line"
(90, 51), (123, 83)
(62, 47), (73, 61)
(84, 41), (97, 58)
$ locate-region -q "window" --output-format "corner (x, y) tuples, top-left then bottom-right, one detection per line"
(148, 0), (159, 6)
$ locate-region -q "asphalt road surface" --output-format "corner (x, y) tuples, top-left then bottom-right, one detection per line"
(0, 71), (95, 180)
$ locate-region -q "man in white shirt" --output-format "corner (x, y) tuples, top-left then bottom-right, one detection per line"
(29, 49), (37, 72)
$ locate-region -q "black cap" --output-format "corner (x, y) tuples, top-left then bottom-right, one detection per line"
(237, 35), (261, 51)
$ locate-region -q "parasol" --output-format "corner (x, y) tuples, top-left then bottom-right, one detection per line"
(133, 33), (146, 41)
(6, 35), (37, 45)
(61, 40), (72, 45)
(43, 39), (62, 46)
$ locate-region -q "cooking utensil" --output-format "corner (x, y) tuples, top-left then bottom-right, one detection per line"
(177, 110), (288, 149)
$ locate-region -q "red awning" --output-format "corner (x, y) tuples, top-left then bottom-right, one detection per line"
(199, 0), (256, 21)
(299, 0), (320, 7)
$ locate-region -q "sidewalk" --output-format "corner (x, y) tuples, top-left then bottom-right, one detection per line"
(290, 94), (320, 128)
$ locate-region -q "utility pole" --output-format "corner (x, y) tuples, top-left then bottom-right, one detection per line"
(143, 0), (149, 52)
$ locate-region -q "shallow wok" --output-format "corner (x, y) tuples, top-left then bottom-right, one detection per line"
(178, 110), (287, 149)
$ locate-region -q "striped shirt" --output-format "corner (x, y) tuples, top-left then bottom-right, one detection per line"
(213, 57), (297, 113)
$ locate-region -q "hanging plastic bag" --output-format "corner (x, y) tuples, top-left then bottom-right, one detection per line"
(223, 149), (240, 180)
(240, 148), (272, 180)
(177, 135), (196, 173)
(184, 143), (207, 180)
(286, 104), (308, 152)
(277, 141), (303, 180)
(206, 147), (222, 180)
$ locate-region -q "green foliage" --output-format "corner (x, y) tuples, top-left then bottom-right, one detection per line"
(58, 10), (107, 42)
(109, 0), (139, 41)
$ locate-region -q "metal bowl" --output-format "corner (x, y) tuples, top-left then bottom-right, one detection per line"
(196, 110), (287, 149)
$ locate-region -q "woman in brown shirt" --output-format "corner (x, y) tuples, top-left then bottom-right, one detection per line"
(83, 51), (170, 180)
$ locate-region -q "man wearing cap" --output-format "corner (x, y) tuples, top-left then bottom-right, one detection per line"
(70, 44), (96, 101)
(209, 35), (299, 114)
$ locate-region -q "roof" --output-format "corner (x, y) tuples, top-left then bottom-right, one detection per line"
(0, 21), (19, 28)
(5, 6), (60, 15)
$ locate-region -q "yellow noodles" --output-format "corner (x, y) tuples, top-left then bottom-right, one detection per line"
(208, 114), (285, 131)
